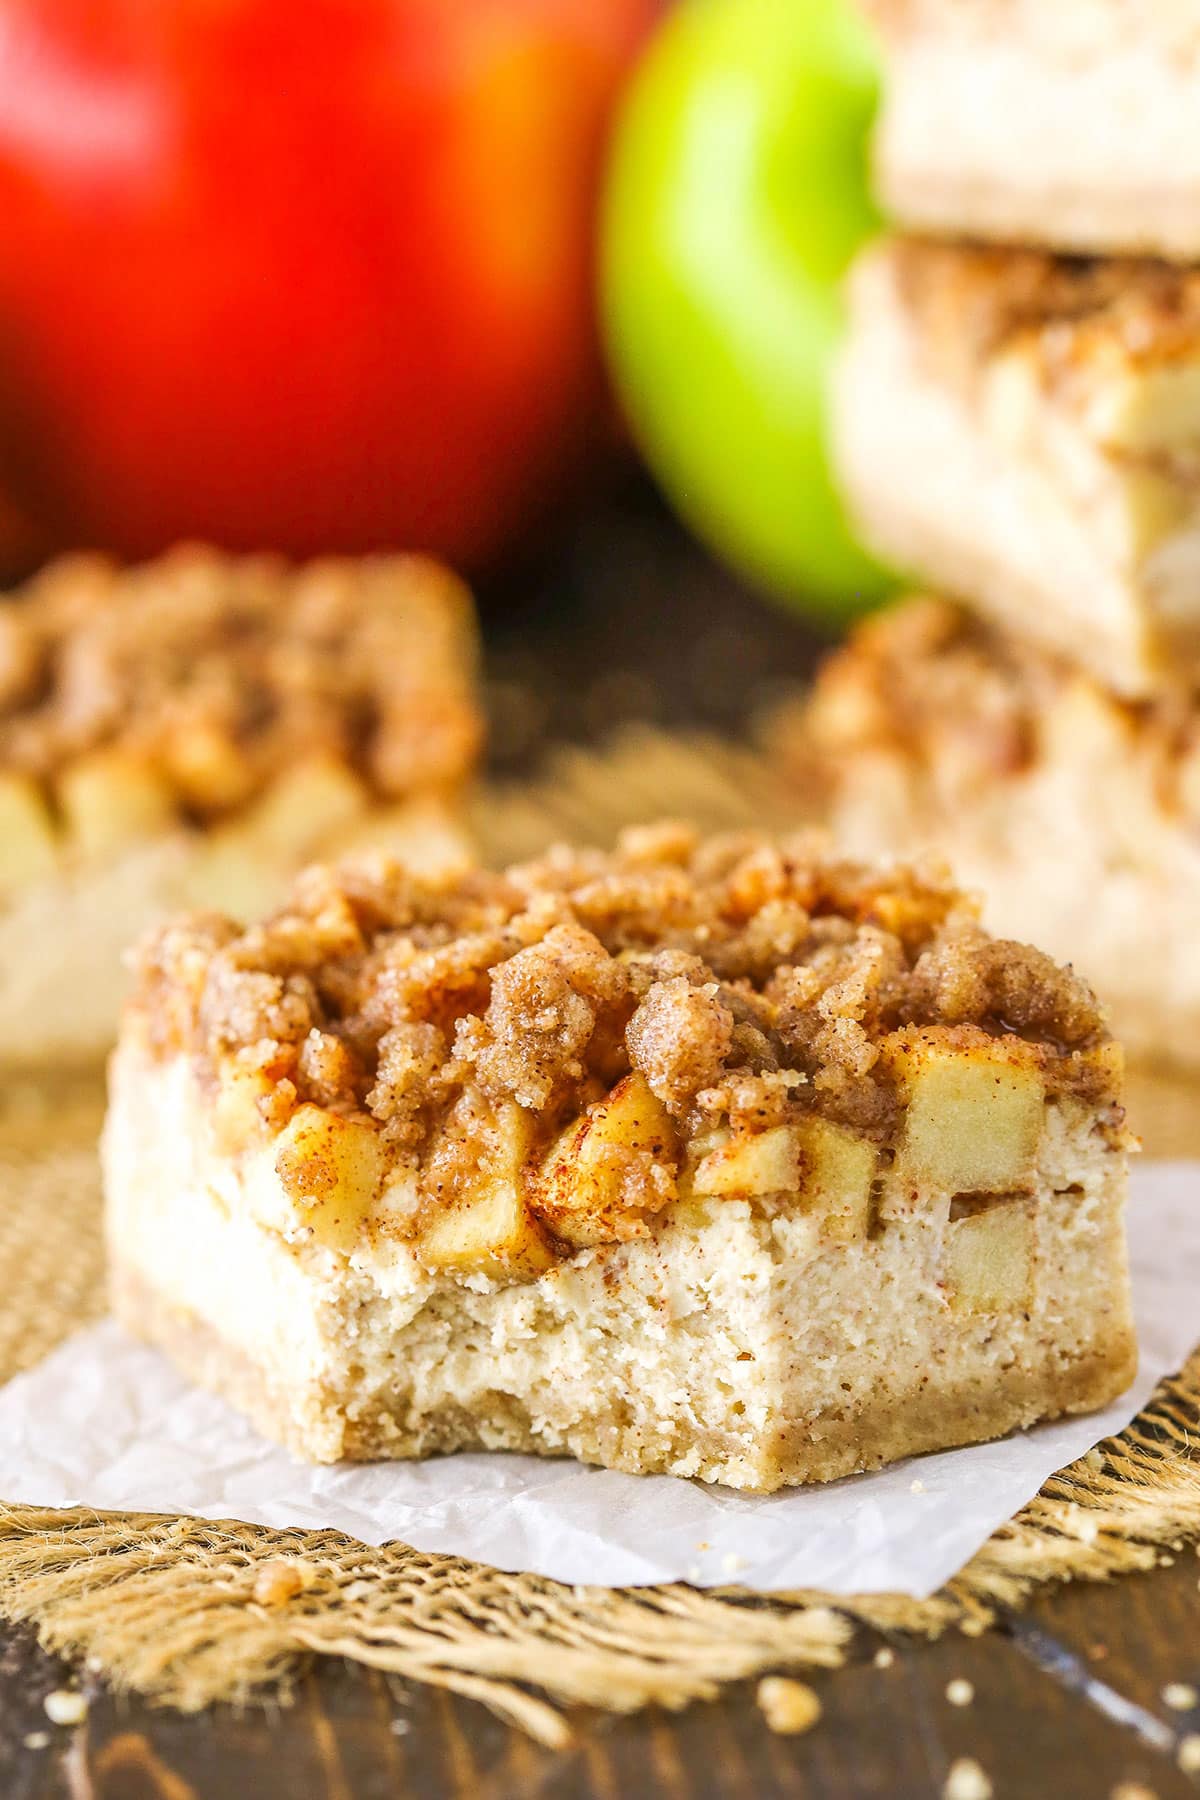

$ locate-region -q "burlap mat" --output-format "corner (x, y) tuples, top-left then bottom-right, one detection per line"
(1, 729), (1197, 1746)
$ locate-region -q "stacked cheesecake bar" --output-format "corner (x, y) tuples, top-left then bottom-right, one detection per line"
(791, 0), (1200, 1068)
(0, 546), (480, 1071)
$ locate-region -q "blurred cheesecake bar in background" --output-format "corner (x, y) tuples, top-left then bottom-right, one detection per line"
(104, 827), (1135, 1487)
(834, 237), (1200, 698)
(864, 0), (1200, 260)
(0, 547), (480, 1072)
(782, 595), (1200, 1069)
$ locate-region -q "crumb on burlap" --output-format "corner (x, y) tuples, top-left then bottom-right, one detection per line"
(252, 1559), (318, 1607)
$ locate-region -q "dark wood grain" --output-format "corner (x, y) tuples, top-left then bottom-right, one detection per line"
(5, 1573), (1198, 1800)
(2, 481), (1198, 1798)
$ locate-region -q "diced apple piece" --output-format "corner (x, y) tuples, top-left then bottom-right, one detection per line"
(536, 1072), (678, 1247)
(893, 1036), (1044, 1193)
(945, 1201), (1034, 1313)
(164, 720), (256, 814)
(275, 1103), (385, 1253)
(246, 756), (367, 859)
(794, 1116), (877, 1242)
(1073, 1038), (1127, 1106)
(213, 1059), (277, 1152)
(415, 1179), (556, 1280)
(191, 756), (371, 911)
(0, 772), (58, 889)
(414, 1099), (555, 1278)
(667, 1194), (721, 1233)
(693, 1124), (799, 1199)
(581, 1071), (676, 1160)
(1118, 463), (1191, 557)
(57, 748), (176, 858)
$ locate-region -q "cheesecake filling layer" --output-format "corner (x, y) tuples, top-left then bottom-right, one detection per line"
(105, 1038), (1135, 1488)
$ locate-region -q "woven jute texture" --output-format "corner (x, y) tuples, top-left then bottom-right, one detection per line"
(1, 729), (1198, 1746)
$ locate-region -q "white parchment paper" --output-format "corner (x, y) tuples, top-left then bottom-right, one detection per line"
(1, 1162), (1195, 1597)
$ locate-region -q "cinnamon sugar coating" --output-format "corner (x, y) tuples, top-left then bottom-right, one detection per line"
(0, 545), (481, 811)
(130, 826), (1113, 1161)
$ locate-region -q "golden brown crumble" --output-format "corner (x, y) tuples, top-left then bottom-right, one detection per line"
(130, 826), (1112, 1175)
(881, 236), (1200, 398)
(786, 595), (1200, 819)
(0, 544), (481, 813)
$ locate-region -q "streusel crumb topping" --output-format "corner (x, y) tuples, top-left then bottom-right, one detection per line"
(0, 545), (480, 811)
(790, 595), (1200, 815)
(883, 236), (1200, 395)
(130, 825), (1111, 1160)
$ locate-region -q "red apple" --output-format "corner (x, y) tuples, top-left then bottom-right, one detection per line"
(0, 0), (656, 563)
(0, 484), (45, 578)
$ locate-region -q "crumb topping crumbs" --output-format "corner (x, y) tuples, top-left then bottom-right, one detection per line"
(0, 545), (481, 811)
(791, 596), (1200, 817)
(881, 235), (1200, 397)
(130, 825), (1111, 1172)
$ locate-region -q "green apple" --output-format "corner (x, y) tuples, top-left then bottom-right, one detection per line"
(601, 0), (891, 616)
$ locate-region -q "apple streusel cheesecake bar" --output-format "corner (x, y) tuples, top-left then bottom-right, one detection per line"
(834, 237), (1200, 698)
(103, 826), (1136, 1490)
(0, 546), (479, 1070)
(784, 594), (1200, 1070)
(864, 0), (1200, 260)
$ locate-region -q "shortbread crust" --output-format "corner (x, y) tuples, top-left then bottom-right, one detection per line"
(834, 239), (1200, 697)
(866, 1), (1200, 259)
(0, 547), (479, 1068)
(787, 595), (1200, 1067)
(104, 830), (1136, 1488)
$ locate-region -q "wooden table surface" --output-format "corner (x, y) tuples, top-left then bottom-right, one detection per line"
(2, 480), (1198, 1799)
